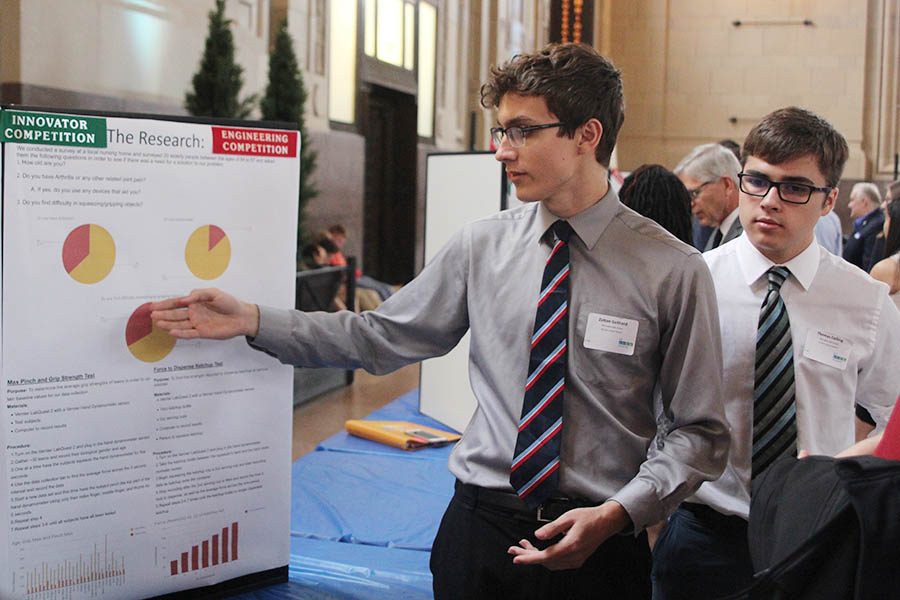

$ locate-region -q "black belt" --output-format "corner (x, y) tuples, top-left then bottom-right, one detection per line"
(454, 480), (599, 523)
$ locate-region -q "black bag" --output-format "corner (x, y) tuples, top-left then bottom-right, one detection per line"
(721, 455), (900, 600)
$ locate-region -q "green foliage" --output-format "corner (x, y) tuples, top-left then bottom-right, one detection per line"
(185, 0), (257, 118)
(261, 19), (318, 246)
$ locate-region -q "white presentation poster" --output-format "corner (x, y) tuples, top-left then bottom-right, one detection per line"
(0, 108), (297, 599)
(420, 152), (505, 432)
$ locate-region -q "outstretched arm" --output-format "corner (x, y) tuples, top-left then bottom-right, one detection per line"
(151, 288), (260, 340)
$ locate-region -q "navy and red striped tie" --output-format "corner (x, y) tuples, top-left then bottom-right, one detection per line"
(510, 220), (572, 507)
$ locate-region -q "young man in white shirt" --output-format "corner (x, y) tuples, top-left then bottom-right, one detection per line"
(651, 106), (900, 599)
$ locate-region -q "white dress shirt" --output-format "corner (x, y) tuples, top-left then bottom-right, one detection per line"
(691, 233), (900, 518)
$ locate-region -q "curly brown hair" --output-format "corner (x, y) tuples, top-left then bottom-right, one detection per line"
(480, 43), (624, 168)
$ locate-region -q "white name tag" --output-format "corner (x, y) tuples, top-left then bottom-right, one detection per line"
(583, 313), (639, 356)
(803, 329), (851, 370)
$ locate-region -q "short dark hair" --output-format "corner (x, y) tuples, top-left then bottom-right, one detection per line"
(328, 224), (346, 236)
(619, 164), (693, 245)
(887, 180), (900, 203)
(717, 139), (741, 161)
(315, 234), (339, 254)
(300, 243), (323, 266)
(480, 43), (624, 167)
(742, 107), (849, 188)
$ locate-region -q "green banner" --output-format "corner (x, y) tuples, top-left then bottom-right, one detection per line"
(0, 110), (107, 147)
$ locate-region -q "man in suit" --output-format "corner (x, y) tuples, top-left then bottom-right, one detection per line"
(842, 182), (884, 271)
(675, 143), (743, 251)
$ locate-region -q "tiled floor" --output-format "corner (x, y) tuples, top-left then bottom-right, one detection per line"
(291, 363), (421, 460)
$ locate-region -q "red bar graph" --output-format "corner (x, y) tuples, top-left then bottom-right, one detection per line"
(169, 522), (239, 576)
(232, 521), (238, 561)
(222, 527), (229, 563)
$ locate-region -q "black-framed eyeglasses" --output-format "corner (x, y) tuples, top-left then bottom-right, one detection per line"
(737, 172), (832, 205)
(687, 180), (716, 199)
(490, 122), (565, 148)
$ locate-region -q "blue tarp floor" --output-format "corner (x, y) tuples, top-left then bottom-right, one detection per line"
(233, 390), (456, 600)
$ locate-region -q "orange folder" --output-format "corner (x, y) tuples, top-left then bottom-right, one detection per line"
(344, 420), (461, 450)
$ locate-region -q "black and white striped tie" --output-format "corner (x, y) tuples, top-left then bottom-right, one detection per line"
(752, 266), (797, 479)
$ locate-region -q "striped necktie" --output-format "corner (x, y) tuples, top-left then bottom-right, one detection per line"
(510, 220), (572, 507)
(752, 266), (797, 479)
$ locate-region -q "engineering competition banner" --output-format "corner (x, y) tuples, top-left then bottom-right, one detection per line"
(0, 108), (298, 599)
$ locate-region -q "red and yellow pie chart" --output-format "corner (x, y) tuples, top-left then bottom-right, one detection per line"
(126, 302), (176, 363)
(185, 224), (231, 280)
(62, 224), (116, 284)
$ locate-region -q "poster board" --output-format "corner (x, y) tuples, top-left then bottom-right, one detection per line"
(0, 107), (297, 599)
(419, 152), (505, 433)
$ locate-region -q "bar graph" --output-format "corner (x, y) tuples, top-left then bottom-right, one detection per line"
(169, 521), (238, 576)
(20, 535), (125, 598)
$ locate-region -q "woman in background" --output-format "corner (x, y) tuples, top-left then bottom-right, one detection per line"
(618, 164), (693, 245)
(869, 194), (900, 310)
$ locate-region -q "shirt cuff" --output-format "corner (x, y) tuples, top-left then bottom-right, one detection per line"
(247, 305), (292, 352)
(609, 478), (664, 534)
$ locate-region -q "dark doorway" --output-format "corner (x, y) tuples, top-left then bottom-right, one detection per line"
(360, 85), (417, 284)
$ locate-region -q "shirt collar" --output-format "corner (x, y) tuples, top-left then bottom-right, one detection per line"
(719, 207), (739, 235)
(735, 233), (820, 291)
(537, 186), (619, 250)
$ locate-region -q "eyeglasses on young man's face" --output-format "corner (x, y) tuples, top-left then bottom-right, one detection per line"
(737, 172), (833, 205)
(490, 122), (565, 148)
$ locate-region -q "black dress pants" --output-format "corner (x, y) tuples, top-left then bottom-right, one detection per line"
(430, 486), (652, 600)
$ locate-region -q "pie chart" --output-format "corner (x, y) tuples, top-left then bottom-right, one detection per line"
(126, 302), (176, 363)
(185, 225), (231, 280)
(62, 224), (116, 284)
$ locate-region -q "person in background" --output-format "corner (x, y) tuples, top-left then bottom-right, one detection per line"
(842, 182), (884, 271)
(675, 143), (743, 251)
(869, 197), (900, 310)
(690, 140), (743, 250)
(151, 43), (730, 600)
(618, 164), (693, 245)
(325, 225), (395, 301)
(299, 242), (327, 270)
(651, 106), (900, 600)
(718, 139), (741, 162)
(814, 210), (843, 255)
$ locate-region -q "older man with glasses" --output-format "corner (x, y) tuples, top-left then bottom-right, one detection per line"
(675, 143), (744, 251)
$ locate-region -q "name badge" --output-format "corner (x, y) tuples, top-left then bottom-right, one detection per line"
(584, 313), (639, 356)
(803, 330), (851, 370)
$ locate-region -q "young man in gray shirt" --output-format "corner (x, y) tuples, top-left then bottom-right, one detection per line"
(152, 43), (729, 599)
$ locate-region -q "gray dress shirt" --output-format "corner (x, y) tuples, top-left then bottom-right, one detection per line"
(252, 190), (729, 530)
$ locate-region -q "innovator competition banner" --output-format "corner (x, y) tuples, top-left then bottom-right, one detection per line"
(0, 108), (298, 599)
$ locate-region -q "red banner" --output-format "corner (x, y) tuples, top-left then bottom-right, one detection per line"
(211, 127), (298, 158)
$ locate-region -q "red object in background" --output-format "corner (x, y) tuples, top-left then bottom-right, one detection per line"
(874, 397), (900, 460)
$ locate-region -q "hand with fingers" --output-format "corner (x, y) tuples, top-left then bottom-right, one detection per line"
(150, 288), (260, 340)
(508, 501), (631, 571)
